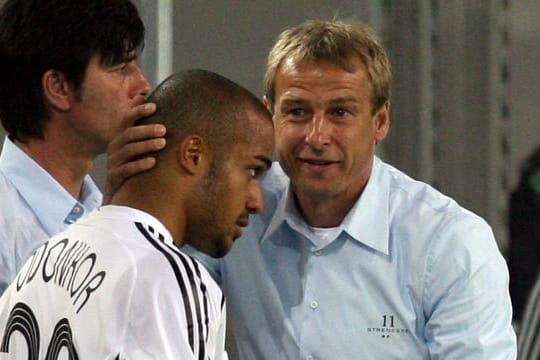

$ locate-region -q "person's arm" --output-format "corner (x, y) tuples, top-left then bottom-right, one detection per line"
(103, 102), (166, 204)
(424, 217), (517, 359)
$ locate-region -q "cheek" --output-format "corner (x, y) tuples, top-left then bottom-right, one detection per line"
(221, 178), (246, 206)
(275, 124), (303, 151)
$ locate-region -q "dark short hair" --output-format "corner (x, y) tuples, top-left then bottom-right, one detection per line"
(0, 0), (145, 141)
(138, 69), (271, 170)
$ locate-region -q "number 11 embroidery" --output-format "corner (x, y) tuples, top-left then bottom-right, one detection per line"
(382, 315), (395, 328)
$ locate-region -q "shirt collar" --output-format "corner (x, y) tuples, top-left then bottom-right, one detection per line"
(95, 205), (174, 246)
(261, 157), (390, 255)
(0, 136), (102, 236)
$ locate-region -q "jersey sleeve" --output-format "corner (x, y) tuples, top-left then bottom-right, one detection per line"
(118, 250), (226, 360)
(213, 303), (229, 360)
(423, 216), (517, 359)
(118, 255), (198, 359)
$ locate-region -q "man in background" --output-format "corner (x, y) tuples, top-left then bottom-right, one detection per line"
(0, 0), (164, 295)
(0, 69), (274, 358)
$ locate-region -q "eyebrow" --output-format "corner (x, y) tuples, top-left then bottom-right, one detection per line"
(280, 97), (306, 105)
(256, 155), (273, 170)
(124, 53), (138, 62)
(328, 96), (359, 105)
(280, 96), (359, 107)
(119, 50), (138, 64)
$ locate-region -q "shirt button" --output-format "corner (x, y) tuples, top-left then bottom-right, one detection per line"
(310, 300), (318, 309)
(313, 250), (322, 256)
(306, 356), (313, 360)
(73, 205), (82, 214)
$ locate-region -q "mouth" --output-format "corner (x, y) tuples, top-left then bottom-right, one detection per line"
(233, 218), (250, 240)
(236, 218), (250, 228)
(299, 158), (338, 168)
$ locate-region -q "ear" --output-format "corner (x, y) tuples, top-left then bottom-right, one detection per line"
(178, 135), (209, 175)
(262, 95), (274, 115)
(374, 101), (390, 144)
(42, 69), (75, 112)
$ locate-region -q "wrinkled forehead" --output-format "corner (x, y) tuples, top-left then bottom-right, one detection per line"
(282, 49), (366, 75)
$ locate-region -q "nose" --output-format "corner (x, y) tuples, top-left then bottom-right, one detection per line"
(131, 63), (152, 98)
(246, 182), (265, 214)
(305, 114), (331, 149)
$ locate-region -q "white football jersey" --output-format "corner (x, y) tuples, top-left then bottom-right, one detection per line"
(0, 205), (228, 360)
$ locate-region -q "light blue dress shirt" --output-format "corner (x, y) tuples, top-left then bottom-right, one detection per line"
(0, 137), (102, 295)
(192, 157), (516, 359)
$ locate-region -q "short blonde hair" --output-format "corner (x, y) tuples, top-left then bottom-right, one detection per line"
(264, 19), (391, 113)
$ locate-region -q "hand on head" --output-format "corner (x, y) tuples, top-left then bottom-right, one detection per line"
(103, 103), (166, 204)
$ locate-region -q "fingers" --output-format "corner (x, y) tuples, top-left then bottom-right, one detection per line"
(125, 102), (157, 127)
(104, 105), (167, 203)
(109, 106), (162, 152)
(107, 131), (166, 167)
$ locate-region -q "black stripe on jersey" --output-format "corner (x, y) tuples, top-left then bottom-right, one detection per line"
(172, 249), (207, 360)
(135, 222), (208, 360)
(190, 257), (210, 341)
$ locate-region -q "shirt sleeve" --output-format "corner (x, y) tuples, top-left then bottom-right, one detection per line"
(0, 233), (14, 296)
(423, 216), (517, 359)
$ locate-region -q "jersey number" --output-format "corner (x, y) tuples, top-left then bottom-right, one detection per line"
(0, 302), (79, 359)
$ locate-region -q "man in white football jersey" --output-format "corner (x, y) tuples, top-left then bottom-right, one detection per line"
(0, 69), (275, 359)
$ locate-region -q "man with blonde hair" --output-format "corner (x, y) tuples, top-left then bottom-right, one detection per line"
(114, 19), (517, 359)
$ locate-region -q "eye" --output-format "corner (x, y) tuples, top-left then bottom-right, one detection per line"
(289, 108), (306, 116)
(332, 108), (350, 117)
(112, 60), (134, 74)
(249, 166), (266, 179)
(282, 107), (311, 123)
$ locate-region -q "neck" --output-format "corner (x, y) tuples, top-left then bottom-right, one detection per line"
(111, 174), (187, 248)
(293, 159), (375, 228)
(15, 137), (94, 200)
(294, 192), (357, 228)
(294, 178), (370, 228)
